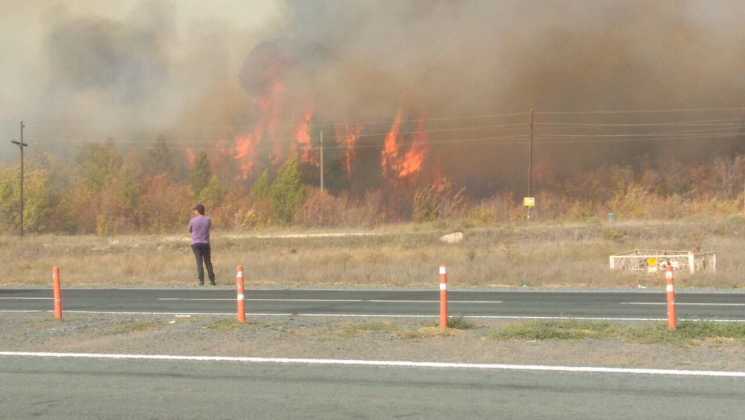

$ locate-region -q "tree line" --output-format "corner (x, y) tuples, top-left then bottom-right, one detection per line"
(1, 139), (744, 234)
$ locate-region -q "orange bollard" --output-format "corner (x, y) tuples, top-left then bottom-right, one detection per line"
(52, 266), (63, 321)
(236, 265), (246, 323)
(439, 265), (448, 332)
(665, 265), (677, 331)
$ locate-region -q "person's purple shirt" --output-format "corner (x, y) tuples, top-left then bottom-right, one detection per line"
(188, 215), (211, 244)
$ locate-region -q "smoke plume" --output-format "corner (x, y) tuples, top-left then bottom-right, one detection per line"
(2, 1), (745, 194)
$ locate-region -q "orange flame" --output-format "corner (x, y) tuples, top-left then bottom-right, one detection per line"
(229, 79), (284, 178)
(295, 111), (315, 164)
(381, 109), (403, 177)
(234, 134), (259, 179)
(339, 124), (362, 176)
(381, 110), (430, 180)
(399, 118), (429, 178)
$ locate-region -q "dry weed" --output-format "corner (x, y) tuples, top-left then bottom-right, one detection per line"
(1, 219), (742, 289)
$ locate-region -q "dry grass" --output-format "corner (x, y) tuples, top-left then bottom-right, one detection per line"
(490, 320), (745, 344)
(107, 321), (161, 335)
(339, 321), (400, 337)
(207, 318), (251, 332)
(2, 217), (744, 288)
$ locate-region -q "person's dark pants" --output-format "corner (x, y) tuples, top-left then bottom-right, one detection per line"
(191, 243), (216, 285)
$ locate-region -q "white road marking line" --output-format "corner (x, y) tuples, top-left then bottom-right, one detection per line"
(157, 298), (501, 304)
(299, 313), (438, 318)
(367, 300), (501, 304)
(158, 298), (364, 302)
(1, 351), (745, 378)
(0, 310), (434, 318)
(0, 310), (290, 317)
(62, 310), (294, 317)
(621, 302), (745, 307)
(0, 310), (44, 313)
(0, 297), (52, 300)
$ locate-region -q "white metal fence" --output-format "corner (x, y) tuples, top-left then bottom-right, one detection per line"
(609, 249), (717, 274)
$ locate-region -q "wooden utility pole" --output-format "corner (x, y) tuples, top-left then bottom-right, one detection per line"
(10, 121), (28, 237)
(527, 108), (535, 220)
(320, 129), (325, 193)
(529, 108), (534, 197)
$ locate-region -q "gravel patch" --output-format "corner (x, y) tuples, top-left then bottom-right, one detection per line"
(2, 313), (745, 371)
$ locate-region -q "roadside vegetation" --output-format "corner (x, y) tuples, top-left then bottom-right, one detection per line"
(1, 218), (744, 288)
(107, 321), (161, 336)
(2, 139), (745, 290)
(2, 140), (745, 235)
(8, 313), (745, 371)
(337, 319), (745, 344)
(491, 320), (745, 344)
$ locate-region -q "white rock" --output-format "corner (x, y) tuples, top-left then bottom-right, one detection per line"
(439, 232), (464, 244)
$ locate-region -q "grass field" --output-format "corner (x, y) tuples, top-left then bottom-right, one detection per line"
(2, 217), (745, 289)
(490, 320), (745, 344)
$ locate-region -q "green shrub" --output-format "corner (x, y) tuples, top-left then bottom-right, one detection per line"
(270, 158), (305, 224)
(446, 316), (476, 330)
(190, 152), (211, 196)
(0, 167), (57, 233)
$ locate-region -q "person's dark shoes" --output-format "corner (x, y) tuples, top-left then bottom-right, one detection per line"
(199, 282), (204, 286)
(209, 280), (216, 286)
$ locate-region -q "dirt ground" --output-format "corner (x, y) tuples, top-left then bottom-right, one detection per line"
(3, 312), (744, 371)
(2, 219), (744, 289)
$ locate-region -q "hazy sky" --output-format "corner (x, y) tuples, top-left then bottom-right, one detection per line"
(0, 0), (279, 157)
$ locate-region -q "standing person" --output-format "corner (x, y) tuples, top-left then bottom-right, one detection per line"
(189, 203), (216, 286)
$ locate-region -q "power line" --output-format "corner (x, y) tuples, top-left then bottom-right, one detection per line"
(45, 129), (744, 153)
(534, 133), (742, 145)
(535, 129), (744, 138)
(342, 122), (527, 141)
(21, 105), (745, 156)
(53, 134), (532, 151)
(318, 111), (530, 130)
(37, 123), (529, 147)
(535, 106), (745, 115)
(535, 119), (745, 128)
(30, 111), (530, 132)
(26, 106), (745, 150)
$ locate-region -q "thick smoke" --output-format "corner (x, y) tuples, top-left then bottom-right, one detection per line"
(0, 1), (275, 153)
(47, 13), (168, 102)
(248, 0), (745, 193)
(262, 1), (745, 117)
(2, 1), (745, 194)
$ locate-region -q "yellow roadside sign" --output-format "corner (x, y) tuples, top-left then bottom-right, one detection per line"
(647, 258), (659, 273)
(523, 197), (536, 208)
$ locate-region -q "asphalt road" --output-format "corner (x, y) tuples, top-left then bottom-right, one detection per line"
(1, 355), (743, 419)
(2, 288), (745, 320)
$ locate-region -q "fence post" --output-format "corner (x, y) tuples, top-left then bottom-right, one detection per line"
(236, 265), (246, 323)
(52, 266), (63, 321)
(665, 265), (677, 331)
(687, 252), (695, 275)
(439, 265), (448, 333)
